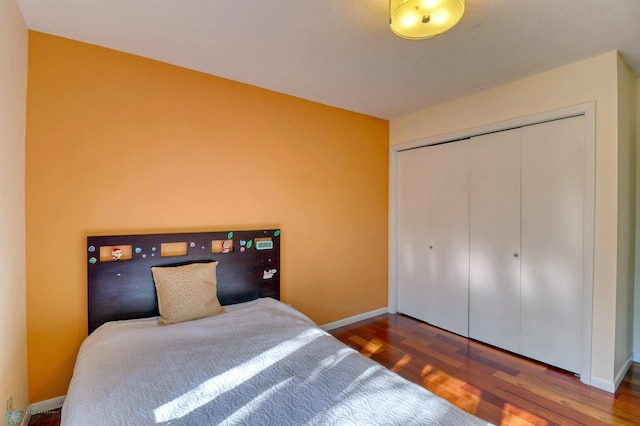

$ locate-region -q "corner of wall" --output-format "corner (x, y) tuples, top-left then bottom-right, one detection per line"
(634, 76), (640, 358)
(614, 47), (637, 375)
(0, 0), (29, 415)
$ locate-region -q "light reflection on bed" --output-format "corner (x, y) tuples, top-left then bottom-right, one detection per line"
(153, 327), (325, 423)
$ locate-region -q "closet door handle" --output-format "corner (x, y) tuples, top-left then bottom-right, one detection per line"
(513, 251), (519, 258)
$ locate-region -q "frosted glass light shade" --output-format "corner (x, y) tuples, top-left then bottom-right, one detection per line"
(390, 0), (465, 39)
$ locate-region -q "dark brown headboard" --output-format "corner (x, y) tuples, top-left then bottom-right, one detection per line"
(87, 229), (280, 333)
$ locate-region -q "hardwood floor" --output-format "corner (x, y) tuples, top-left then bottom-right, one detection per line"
(330, 313), (640, 426)
(27, 408), (61, 426)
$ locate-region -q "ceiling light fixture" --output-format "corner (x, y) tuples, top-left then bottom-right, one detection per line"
(390, 0), (465, 40)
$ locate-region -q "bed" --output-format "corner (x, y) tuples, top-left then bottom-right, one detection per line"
(62, 229), (491, 425)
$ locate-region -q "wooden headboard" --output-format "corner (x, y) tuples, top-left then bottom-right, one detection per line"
(87, 229), (281, 334)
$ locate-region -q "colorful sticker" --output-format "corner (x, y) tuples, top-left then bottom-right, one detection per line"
(212, 240), (234, 253)
(246, 240), (253, 249)
(89, 257), (97, 264)
(112, 247), (123, 261)
(274, 230), (280, 237)
(227, 231), (234, 239)
(5, 409), (21, 425)
(190, 242), (196, 248)
(263, 268), (277, 279)
(240, 240), (246, 246)
(88, 245), (95, 252)
(135, 247), (142, 254)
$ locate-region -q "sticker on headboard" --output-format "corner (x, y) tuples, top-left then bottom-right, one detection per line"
(212, 239), (234, 253)
(263, 268), (277, 279)
(255, 237), (273, 250)
(160, 242), (188, 257)
(99, 245), (133, 262)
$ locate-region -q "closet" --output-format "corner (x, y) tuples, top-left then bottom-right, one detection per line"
(397, 141), (470, 337)
(396, 115), (585, 373)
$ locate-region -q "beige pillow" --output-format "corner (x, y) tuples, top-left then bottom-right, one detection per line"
(151, 262), (225, 325)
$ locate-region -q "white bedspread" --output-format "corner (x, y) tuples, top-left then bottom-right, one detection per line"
(62, 298), (491, 425)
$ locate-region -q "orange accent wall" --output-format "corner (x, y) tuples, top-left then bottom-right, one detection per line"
(25, 31), (389, 401)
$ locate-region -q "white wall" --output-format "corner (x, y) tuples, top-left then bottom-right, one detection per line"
(635, 77), (640, 362)
(390, 51), (631, 389)
(615, 55), (636, 378)
(0, 0), (29, 413)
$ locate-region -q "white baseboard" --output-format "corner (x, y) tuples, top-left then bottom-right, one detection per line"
(589, 376), (615, 393)
(20, 395), (65, 426)
(320, 307), (389, 331)
(590, 354), (635, 394)
(614, 355), (635, 389)
(633, 352), (640, 362)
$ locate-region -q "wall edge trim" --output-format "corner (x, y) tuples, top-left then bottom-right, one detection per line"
(320, 307), (388, 331)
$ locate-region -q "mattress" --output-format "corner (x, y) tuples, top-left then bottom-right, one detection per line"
(62, 298), (491, 425)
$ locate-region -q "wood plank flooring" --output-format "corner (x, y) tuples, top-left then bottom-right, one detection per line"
(329, 313), (640, 426)
(27, 408), (61, 426)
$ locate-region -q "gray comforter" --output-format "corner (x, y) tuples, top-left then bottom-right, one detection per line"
(62, 298), (491, 425)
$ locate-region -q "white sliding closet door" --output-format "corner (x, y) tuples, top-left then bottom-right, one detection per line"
(397, 148), (430, 322)
(469, 129), (521, 353)
(520, 116), (584, 373)
(395, 112), (590, 377)
(397, 141), (470, 337)
(426, 141), (470, 337)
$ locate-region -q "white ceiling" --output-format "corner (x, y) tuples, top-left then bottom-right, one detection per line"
(16, 0), (640, 119)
